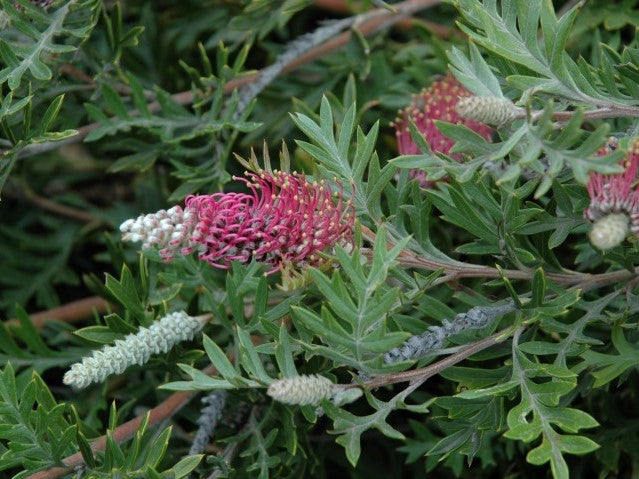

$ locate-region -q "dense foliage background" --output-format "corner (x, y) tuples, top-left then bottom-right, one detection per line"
(2, 0), (639, 477)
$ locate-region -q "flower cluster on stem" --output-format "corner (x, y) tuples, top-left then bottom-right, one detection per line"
(63, 311), (207, 389)
(120, 170), (355, 273)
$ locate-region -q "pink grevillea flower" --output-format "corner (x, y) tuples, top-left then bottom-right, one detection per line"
(392, 75), (493, 187)
(120, 170), (354, 273)
(585, 137), (639, 250)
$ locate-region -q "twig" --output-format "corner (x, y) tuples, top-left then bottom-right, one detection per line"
(4, 183), (105, 224)
(59, 64), (94, 85)
(314, 0), (459, 37)
(5, 296), (110, 329)
(235, 18), (355, 118)
(359, 226), (638, 289)
(13, 0), (441, 160)
(524, 105), (639, 123)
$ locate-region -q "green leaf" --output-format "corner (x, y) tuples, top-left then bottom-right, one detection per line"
(0, 0), (100, 90)
(202, 335), (240, 382)
(105, 264), (145, 324)
(170, 455), (204, 478)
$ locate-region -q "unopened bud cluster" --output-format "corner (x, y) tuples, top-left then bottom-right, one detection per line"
(385, 303), (515, 364)
(189, 391), (228, 455)
(585, 137), (639, 250)
(120, 206), (202, 262)
(63, 311), (206, 389)
(267, 374), (335, 405)
(120, 170), (354, 273)
(455, 96), (522, 127)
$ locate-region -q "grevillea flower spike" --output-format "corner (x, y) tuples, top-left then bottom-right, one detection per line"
(585, 137), (639, 250)
(63, 311), (208, 389)
(120, 148), (355, 276)
(391, 75), (493, 187)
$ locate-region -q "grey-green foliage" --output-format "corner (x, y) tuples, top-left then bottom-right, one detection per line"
(0, 363), (76, 477)
(0, 0), (100, 90)
(4, 0), (639, 478)
(404, 0), (639, 191)
(0, 222), (79, 312)
(0, 0), (100, 190)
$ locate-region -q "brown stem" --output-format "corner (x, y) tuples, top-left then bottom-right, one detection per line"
(5, 184), (105, 224)
(314, 0), (458, 38)
(359, 226), (638, 289)
(521, 105), (639, 123)
(59, 64), (95, 85)
(5, 296), (110, 329)
(15, 0), (441, 160)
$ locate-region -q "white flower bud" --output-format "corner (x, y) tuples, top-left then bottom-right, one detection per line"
(589, 213), (629, 250)
(267, 375), (334, 405)
(119, 219), (135, 232)
(63, 311), (207, 389)
(455, 96), (522, 127)
(120, 206), (198, 261)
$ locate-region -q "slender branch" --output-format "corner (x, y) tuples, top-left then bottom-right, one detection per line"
(314, 0), (459, 37)
(59, 64), (94, 85)
(13, 0), (441, 160)
(359, 226), (638, 289)
(531, 105), (639, 122)
(5, 296), (110, 329)
(4, 183), (105, 224)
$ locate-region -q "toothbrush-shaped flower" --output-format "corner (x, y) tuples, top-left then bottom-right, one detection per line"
(63, 311), (207, 389)
(121, 170), (355, 273)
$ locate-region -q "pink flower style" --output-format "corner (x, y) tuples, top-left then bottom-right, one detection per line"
(585, 137), (639, 250)
(120, 170), (355, 272)
(392, 75), (493, 187)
